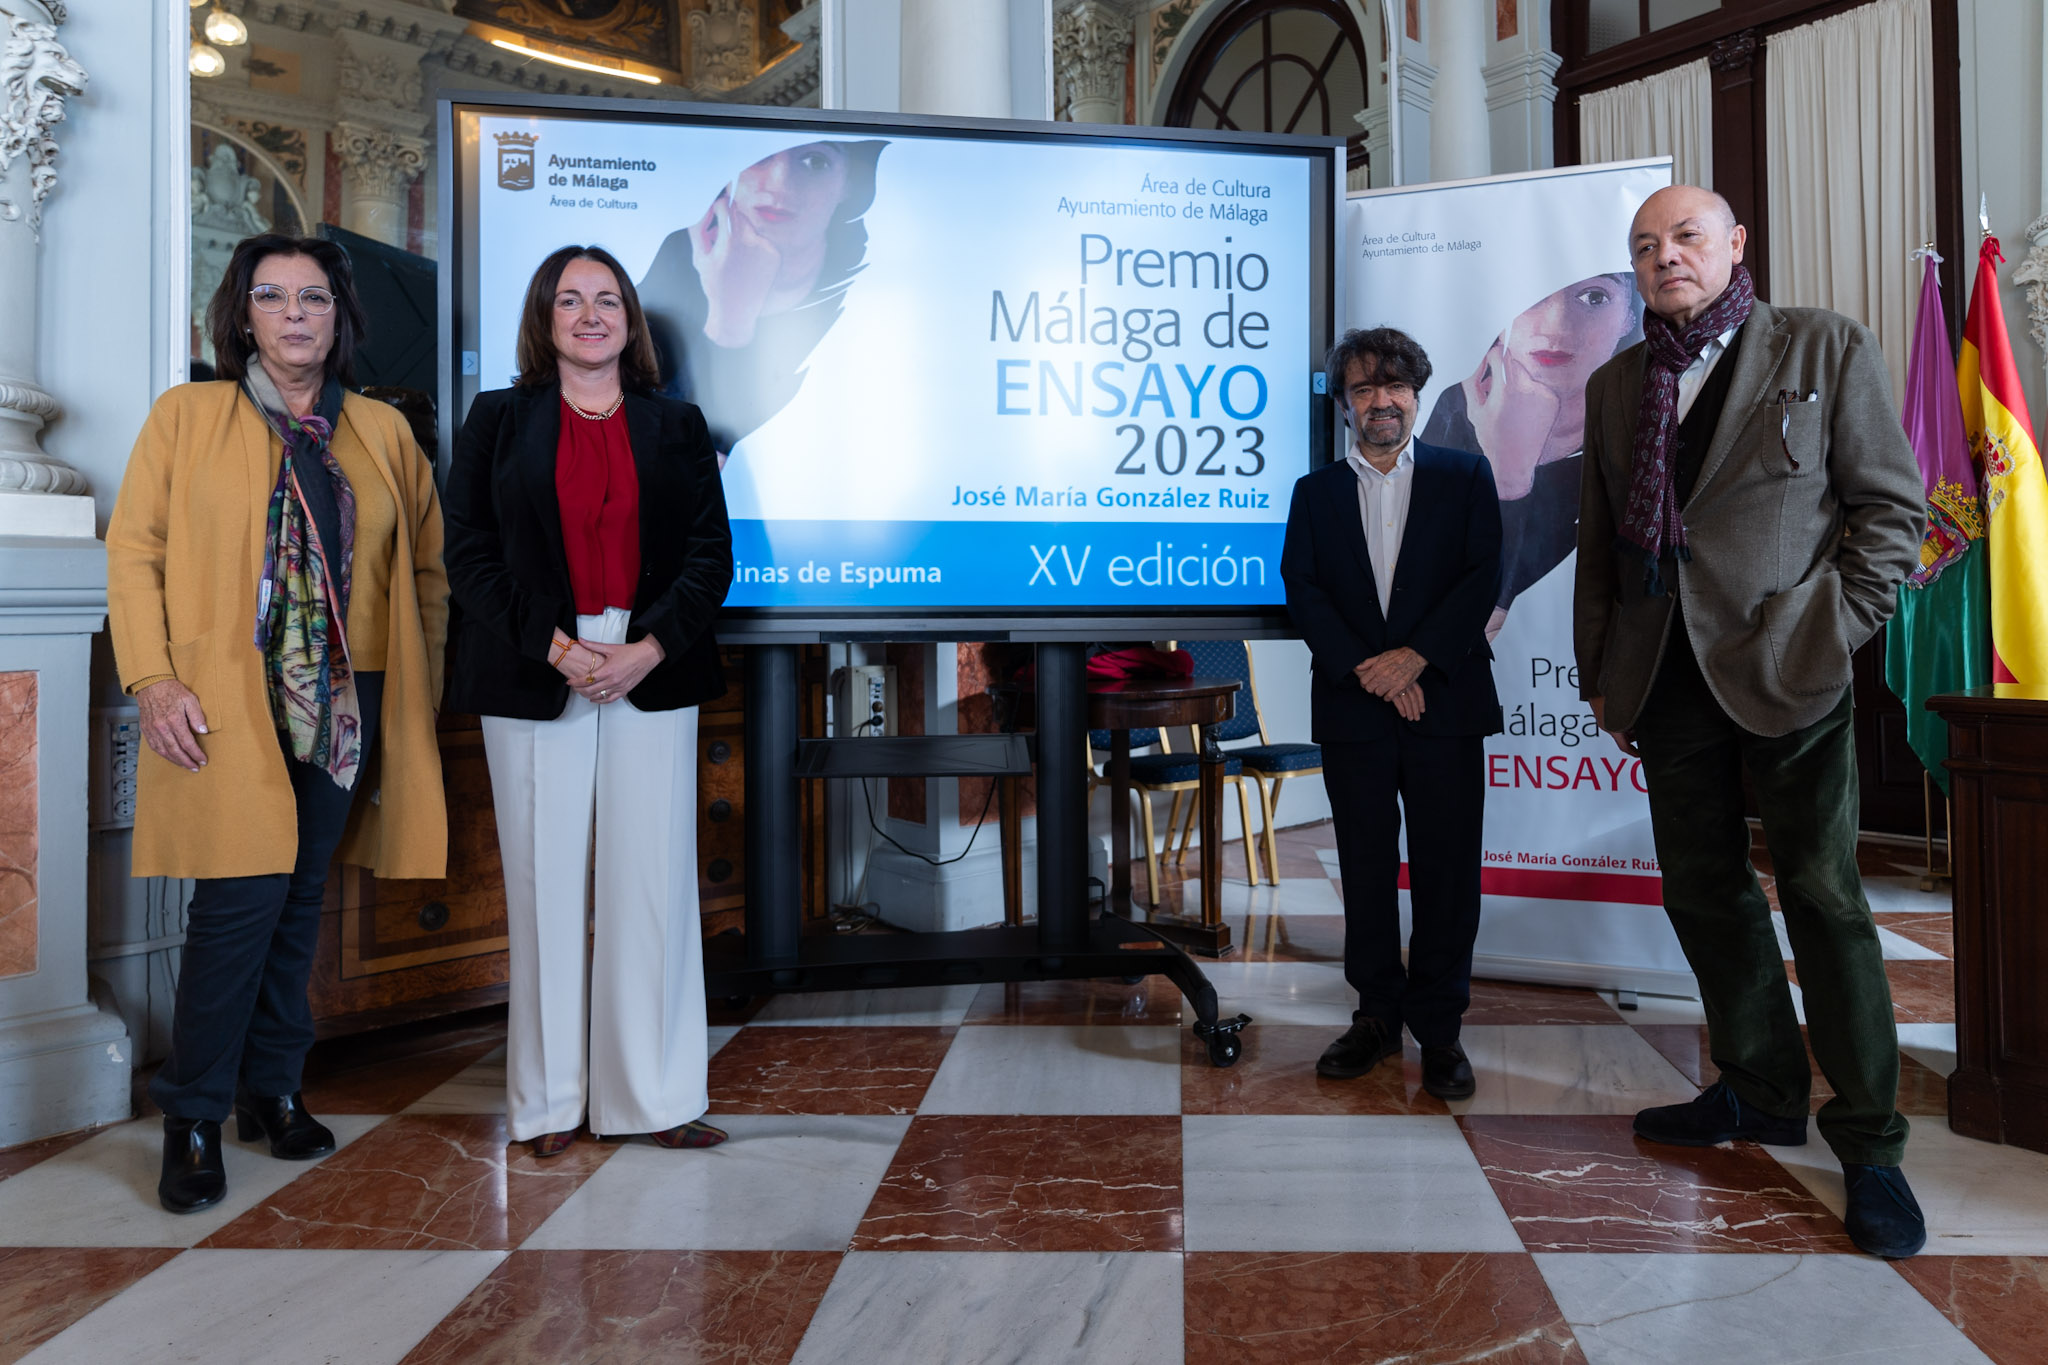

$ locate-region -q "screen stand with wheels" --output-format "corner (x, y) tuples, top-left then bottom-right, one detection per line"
(707, 642), (1251, 1067)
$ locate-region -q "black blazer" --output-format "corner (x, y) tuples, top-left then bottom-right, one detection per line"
(1280, 438), (1504, 743)
(443, 384), (733, 720)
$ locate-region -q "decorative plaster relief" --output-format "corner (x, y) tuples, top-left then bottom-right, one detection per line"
(2014, 214), (2048, 357)
(690, 0), (759, 92)
(0, 12), (85, 237)
(1148, 0), (1200, 87)
(338, 45), (423, 112)
(1055, 1), (1134, 115)
(0, 671), (37, 979)
(333, 120), (426, 202)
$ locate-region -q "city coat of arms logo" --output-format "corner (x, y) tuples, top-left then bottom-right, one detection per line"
(496, 130), (538, 190)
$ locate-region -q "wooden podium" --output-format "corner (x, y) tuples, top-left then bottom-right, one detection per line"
(1930, 684), (2048, 1153)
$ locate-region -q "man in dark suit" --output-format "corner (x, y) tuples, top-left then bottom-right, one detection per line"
(1575, 186), (1927, 1258)
(1281, 327), (1503, 1100)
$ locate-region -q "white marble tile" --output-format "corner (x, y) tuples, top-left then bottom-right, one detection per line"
(21, 1248), (503, 1365)
(1769, 1120), (2048, 1256)
(789, 1252), (1182, 1365)
(1177, 876), (1345, 917)
(406, 1046), (506, 1115)
(1316, 846), (1343, 875)
(1198, 960), (1356, 1026)
(1181, 1114), (1520, 1252)
(1615, 992), (1707, 1025)
(524, 1114), (910, 1251)
(1456, 1025), (1700, 1116)
(918, 1025), (1181, 1115)
(1536, 1253), (1991, 1365)
(1897, 1022), (1958, 1078)
(708, 1024), (740, 1057)
(0, 1114), (385, 1248)
(1864, 874), (1951, 916)
(751, 984), (980, 1027)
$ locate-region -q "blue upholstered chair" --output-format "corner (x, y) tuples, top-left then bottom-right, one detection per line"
(1176, 640), (1324, 885)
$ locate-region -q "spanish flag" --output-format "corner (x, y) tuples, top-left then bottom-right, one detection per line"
(1959, 236), (2048, 683)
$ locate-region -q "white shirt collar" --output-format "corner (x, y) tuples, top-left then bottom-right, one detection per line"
(1346, 441), (1414, 478)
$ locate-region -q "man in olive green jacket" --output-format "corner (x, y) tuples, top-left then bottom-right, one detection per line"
(1575, 185), (1927, 1258)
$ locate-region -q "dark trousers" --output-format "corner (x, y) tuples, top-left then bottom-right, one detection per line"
(149, 673), (384, 1122)
(1634, 634), (1906, 1166)
(1322, 731), (1486, 1047)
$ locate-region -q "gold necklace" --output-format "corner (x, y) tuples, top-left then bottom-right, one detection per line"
(564, 391), (624, 421)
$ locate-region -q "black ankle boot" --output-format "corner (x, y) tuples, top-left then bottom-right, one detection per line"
(159, 1116), (227, 1214)
(234, 1091), (336, 1160)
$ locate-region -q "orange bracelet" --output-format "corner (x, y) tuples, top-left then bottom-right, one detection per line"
(549, 638), (572, 667)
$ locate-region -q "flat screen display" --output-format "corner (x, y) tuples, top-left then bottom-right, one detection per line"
(443, 95), (1340, 637)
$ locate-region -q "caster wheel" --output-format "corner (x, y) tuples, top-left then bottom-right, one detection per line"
(1191, 1012), (1252, 1069)
(722, 996), (751, 1011)
(1119, 974), (1145, 986)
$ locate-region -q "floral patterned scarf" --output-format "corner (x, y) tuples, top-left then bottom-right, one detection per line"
(245, 362), (361, 789)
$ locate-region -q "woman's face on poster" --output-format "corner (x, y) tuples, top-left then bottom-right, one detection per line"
(1464, 275), (1634, 497)
(731, 142), (850, 253)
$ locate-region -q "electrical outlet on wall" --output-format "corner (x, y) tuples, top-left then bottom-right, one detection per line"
(842, 664), (897, 737)
(90, 708), (142, 830)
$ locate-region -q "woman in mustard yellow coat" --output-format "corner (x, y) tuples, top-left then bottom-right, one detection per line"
(107, 234), (448, 1214)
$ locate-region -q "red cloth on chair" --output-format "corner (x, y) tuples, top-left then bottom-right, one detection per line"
(1086, 647), (1193, 681)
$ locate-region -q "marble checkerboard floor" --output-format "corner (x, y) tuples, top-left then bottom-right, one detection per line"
(2, 823), (2042, 1364)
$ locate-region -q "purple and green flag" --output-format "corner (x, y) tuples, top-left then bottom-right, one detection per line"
(1884, 251), (1991, 794)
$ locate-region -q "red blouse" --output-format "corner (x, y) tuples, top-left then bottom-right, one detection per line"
(555, 400), (641, 615)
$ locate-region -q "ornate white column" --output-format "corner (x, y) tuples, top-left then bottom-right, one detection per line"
(1053, 0), (1133, 125)
(1428, 0), (1490, 181)
(1395, 52), (1436, 184)
(1482, 49), (1561, 175)
(0, 0), (91, 528)
(2014, 7), (2048, 379)
(900, 0), (1011, 119)
(333, 31), (428, 247)
(1354, 104), (1391, 190)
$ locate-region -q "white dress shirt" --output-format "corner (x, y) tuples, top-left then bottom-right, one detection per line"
(1345, 442), (1414, 616)
(1674, 326), (1741, 422)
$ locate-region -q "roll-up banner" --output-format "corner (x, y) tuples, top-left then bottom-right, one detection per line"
(1346, 159), (1698, 995)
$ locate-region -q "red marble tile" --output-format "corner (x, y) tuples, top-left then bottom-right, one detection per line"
(1893, 1256), (2048, 1365)
(1465, 979), (1624, 1025)
(199, 1113), (613, 1251)
(1632, 1024), (1946, 1115)
(0, 1247), (179, 1364)
(1179, 1026), (1450, 1116)
(1876, 911), (1954, 958)
(851, 1115), (1182, 1252)
(0, 672), (38, 980)
(707, 1027), (954, 1115)
(1782, 958), (1955, 1024)
(397, 1249), (839, 1364)
(1460, 1114), (1856, 1253)
(1184, 1251), (1585, 1364)
(0, 1126), (101, 1182)
(964, 978), (1183, 1025)
(1231, 911), (1346, 964)
(300, 1024), (506, 1115)
(1276, 820), (1337, 851)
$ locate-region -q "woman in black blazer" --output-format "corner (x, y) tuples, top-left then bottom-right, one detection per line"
(445, 244), (733, 1157)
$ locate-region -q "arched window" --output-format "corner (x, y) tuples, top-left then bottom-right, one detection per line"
(1165, 0), (1373, 176)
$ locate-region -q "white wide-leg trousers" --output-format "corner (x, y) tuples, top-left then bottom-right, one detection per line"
(481, 608), (709, 1141)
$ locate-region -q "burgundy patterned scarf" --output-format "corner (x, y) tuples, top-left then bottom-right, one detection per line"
(1617, 263), (1755, 594)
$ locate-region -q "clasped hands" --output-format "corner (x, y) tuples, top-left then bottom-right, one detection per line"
(552, 630), (664, 704)
(1355, 646), (1428, 722)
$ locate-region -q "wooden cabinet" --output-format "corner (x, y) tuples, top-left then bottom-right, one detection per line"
(308, 647), (830, 1035)
(1931, 684), (2048, 1154)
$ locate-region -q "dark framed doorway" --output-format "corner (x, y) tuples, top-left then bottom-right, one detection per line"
(1165, 0), (1374, 179)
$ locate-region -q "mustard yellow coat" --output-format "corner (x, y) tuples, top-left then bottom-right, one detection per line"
(107, 381), (450, 880)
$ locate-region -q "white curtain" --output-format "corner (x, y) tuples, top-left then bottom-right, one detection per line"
(1579, 58), (1713, 190)
(1766, 0), (1935, 403)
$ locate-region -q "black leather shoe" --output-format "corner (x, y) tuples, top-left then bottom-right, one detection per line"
(1420, 1042), (1476, 1100)
(1843, 1163), (1927, 1259)
(159, 1117), (227, 1214)
(1316, 1017), (1400, 1079)
(234, 1091), (336, 1160)
(1633, 1081), (1808, 1147)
